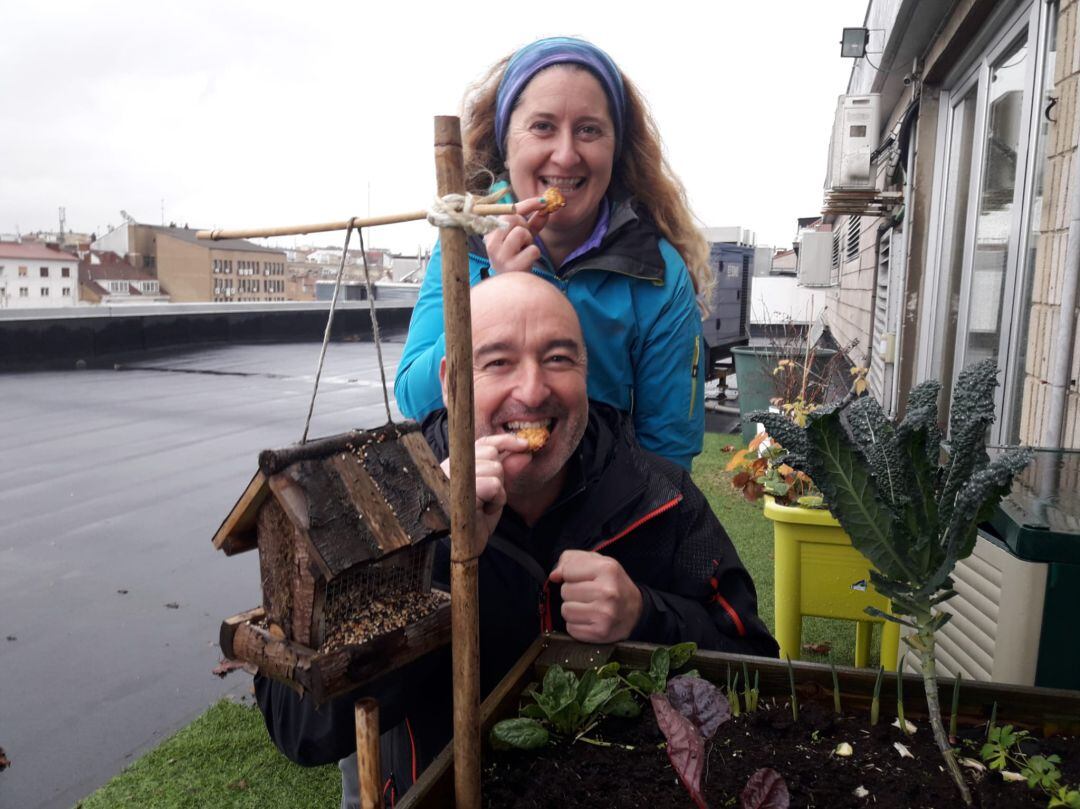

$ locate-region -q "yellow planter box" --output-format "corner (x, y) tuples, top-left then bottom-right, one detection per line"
(764, 496), (900, 670)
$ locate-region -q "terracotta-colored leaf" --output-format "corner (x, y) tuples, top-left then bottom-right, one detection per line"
(721, 444), (735, 452)
(748, 432), (769, 451)
(0, 746), (9, 771)
(801, 642), (831, 655)
(740, 767), (790, 809)
(726, 449), (752, 471)
(651, 694), (707, 809)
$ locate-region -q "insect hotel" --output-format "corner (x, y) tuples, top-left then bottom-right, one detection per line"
(213, 421), (453, 704)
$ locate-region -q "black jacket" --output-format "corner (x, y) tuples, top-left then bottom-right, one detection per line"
(255, 402), (777, 791)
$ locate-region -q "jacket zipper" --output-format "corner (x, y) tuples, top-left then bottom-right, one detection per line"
(688, 335), (701, 419)
(540, 494), (684, 633)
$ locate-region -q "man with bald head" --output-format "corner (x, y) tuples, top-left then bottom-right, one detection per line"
(256, 272), (776, 807)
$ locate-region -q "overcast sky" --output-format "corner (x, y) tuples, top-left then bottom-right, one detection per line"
(1, 0), (867, 253)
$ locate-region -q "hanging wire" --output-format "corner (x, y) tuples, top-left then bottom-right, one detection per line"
(301, 222), (355, 443)
(356, 227), (394, 424)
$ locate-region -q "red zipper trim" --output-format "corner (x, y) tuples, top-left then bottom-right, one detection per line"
(712, 593), (747, 637)
(539, 494), (683, 634)
(405, 716), (418, 784)
(591, 495), (683, 554)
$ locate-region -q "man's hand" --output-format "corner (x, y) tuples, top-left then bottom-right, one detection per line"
(440, 433), (528, 551)
(549, 550), (643, 643)
(483, 198), (550, 274)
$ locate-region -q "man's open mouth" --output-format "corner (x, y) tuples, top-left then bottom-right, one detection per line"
(504, 419), (554, 453)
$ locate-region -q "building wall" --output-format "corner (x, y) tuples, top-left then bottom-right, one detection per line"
(155, 235), (212, 302)
(824, 214), (883, 362)
(0, 255), (80, 308)
(1020, 0), (1080, 447)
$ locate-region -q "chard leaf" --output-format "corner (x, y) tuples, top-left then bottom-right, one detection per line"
(649, 647), (671, 687)
(668, 642), (698, 670)
(541, 665), (577, 713)
(596, 662), (621, 679)
(582, 676), (620, 716)
(628, 670), (658, 695)
(520, 703), (546, 720)
(666, 675), (731, 740)
(650, 694), (708, 809)
(601, 688), (641, 718)
(490, 718), (548, 750)
(740, 768), (790, 809)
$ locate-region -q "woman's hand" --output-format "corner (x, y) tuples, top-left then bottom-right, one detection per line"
(440, 433), (529, 552)
(483, 197), (550, 273)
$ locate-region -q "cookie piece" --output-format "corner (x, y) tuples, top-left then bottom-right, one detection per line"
(515, 426), (550, 453)
(539, 187), (566, 214)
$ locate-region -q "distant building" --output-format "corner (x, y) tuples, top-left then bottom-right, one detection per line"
(78, 251), (169, 304)
(771, 249), (797, 275)
(92, 220), (287, 303)
(0, 241), (79, 309)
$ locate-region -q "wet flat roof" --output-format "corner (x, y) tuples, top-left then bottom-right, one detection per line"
(0, 339), (406, 809)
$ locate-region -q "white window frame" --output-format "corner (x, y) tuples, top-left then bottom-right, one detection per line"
(917, 0), (1055, 443)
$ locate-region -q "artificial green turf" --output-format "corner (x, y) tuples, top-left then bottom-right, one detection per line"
(79, 433), (883, 808)
(76, 699), (339, 809)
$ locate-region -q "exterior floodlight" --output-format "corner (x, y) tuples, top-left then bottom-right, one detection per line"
(841, 27), (869, 58)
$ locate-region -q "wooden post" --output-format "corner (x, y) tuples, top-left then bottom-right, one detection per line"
(355, 699), (383, 809)
(433, 115), (481, 809)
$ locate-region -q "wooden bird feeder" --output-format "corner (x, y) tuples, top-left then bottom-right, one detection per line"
(213, 421), (453, 704)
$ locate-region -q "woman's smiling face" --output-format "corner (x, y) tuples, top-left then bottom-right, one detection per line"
(505, 65), (616, 251)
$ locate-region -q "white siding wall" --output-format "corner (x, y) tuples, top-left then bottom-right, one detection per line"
(0, 256), (80, 309)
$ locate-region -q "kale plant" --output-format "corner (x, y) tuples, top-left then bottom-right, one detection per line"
(751, 359), (1032, 806)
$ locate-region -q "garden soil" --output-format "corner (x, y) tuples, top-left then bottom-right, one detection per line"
(483, 702), (1079, 808)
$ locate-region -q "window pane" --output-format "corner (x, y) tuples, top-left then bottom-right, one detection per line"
(939, 86), (980, 409)
(1008, 6), (1058, 442)
(962, 36), (1029, 369)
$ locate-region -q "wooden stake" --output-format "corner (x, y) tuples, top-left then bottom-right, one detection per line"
(194, 203), (518, 242)
(434, 115), (481, 809)
(355, 699), (383, 809)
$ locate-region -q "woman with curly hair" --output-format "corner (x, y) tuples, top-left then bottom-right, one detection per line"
(395, 36), (712, 468)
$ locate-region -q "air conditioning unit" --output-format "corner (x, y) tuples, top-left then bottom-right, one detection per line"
(797, 230), (833, 287)
(827, 94), (881, 189)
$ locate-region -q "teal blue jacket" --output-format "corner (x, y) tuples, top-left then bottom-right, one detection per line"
(393, 198), (706, 468)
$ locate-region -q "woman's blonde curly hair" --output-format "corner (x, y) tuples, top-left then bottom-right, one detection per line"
(461, 57), (714, 314)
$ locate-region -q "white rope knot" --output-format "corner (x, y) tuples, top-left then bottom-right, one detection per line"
(426, 193), (507, 235)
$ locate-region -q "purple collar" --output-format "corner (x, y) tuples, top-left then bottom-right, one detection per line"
(538, 198), (610, 269)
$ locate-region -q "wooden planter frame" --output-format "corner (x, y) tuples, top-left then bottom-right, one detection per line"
(397, 633), (1080, 809)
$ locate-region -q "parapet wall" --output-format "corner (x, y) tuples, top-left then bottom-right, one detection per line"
(0, 302), (413, 371)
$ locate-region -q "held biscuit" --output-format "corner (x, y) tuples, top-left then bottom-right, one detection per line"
(539, 187), (566, 214)
(515, 426), (550, 453)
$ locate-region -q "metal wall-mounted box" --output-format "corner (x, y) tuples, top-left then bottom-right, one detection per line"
(797, 231), (834, 287)
(827, 94), (881, 189)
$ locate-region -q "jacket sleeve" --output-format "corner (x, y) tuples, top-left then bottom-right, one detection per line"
(393, 241), (449, 421)
(631, 240), (706, 470)
(253, 667), (413, 767)
(627, 473), (779, 659)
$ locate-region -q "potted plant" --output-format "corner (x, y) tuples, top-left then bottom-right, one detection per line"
(751, 358), (1034, 806)
(727, 367), (896, 669)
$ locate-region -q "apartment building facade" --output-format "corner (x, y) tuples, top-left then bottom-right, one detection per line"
(0, 241), (80, 308)
(92, 222), (287, 303)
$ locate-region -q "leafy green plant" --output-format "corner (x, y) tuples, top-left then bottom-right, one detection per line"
(490, 663), (639, 750)
(623, 642), (697, 697)
(752, 359), (1033, 806)
(980, 723), (1080, 806)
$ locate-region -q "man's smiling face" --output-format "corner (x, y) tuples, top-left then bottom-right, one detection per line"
(460, 273), (588, 496)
